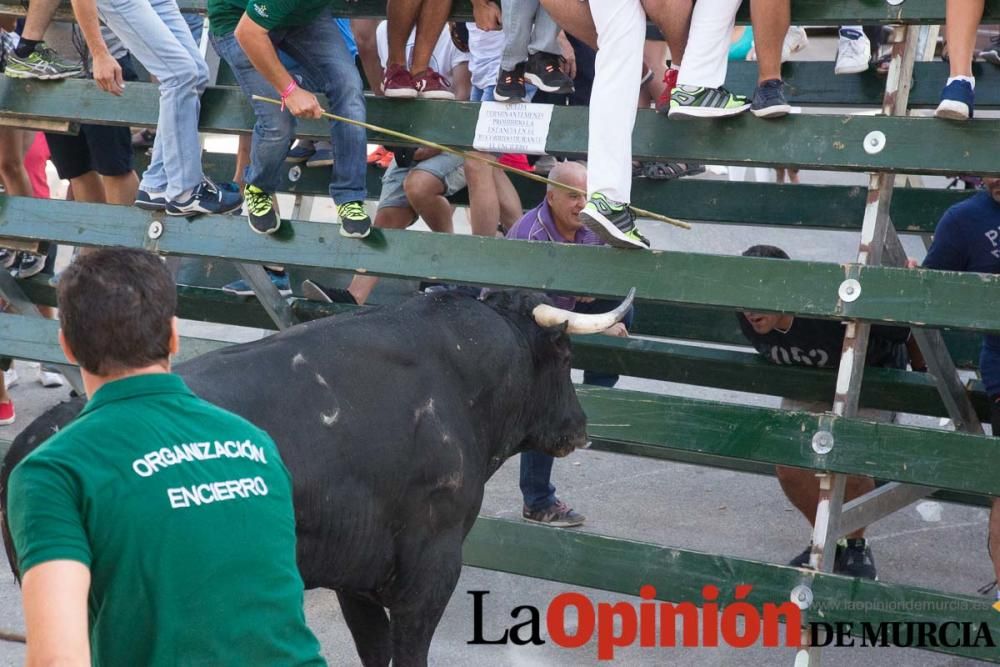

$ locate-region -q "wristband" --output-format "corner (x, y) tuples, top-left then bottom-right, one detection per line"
(279, 80), (298, 111)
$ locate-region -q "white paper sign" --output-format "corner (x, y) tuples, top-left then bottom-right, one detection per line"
(473, 102), (554, 155)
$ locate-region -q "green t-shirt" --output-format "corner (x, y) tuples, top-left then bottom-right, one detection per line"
(208, 0), (331, 37)
(8, 373), (325, 667)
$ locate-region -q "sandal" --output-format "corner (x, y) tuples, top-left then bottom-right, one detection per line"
(640, 161), (705, 180)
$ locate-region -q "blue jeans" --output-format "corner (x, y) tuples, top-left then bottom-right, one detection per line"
(499, 0), (560, 70)
(96, 0), (208, 198)
(210, 10), (366, 203)
(519, 302), (634, 511)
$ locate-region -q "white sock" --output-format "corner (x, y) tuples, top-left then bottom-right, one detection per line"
(947, 75), (975, 90)
(174, 187), (195, 201)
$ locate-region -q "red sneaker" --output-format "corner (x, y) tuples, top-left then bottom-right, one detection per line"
(383, 63), (417, 99)
(367, 145), (388, 165)
(498, 153), (533, 172)
(0, 400), (15, 425)
(376, 150), (395, 169)
(656, 68), (678, 114)
(414, 68), (455, 100)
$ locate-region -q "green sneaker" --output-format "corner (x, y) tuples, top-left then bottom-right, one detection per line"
(245, 184), (280, 235)
(337, 201), (371, 239)
(579, 193), (649, 249)
(5, 43), (83, 80)
(667, 84), (750, 120)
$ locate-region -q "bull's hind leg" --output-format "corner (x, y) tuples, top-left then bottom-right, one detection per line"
(387, 532), (464, 667)
(336, 591), (392, 667)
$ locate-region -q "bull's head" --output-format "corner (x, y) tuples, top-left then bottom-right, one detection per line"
(487, 288), (635, 459)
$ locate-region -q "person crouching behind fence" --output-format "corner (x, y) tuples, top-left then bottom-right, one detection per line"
(208, 0), (370, 238)
(6, 248), (325, 666)
(738, 244), (913, 580)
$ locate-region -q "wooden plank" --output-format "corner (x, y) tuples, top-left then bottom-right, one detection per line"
(5, 79), (1000, 175)
(7, 197), (1000, 334)
(463, 518), (1000, 663)
(181, 151), (970, 234)
(578, 385), (1000, 497)
(726, 61), (1000, 109)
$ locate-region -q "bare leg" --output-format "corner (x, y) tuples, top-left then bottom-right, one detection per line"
(776, 466), (873, 539)
(465, 155), (500, 236)
(20, 0), (62, 41)
(103, 172), (140, 205)
(347, 206), (415, 304)
(403, 170), (453, 233)
(640, 41), (668, 106)
(386, 0), (424, 67)
(0, 129), (31, 196)
(750, 0), (790, 83)
(351, 18), (384, 95)
(493, 170), (522, 234)
(234, 135), (251, 187)
(945, 0), (985, 77)
(66, 172), (107, 203)
(642, 0), (693, 65)
(540, 0), (598, 50)
(410, 0), (452, 74)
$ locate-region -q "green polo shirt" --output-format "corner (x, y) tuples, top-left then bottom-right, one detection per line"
(8, 373), (324, 667)
(208, 0), (330, 37)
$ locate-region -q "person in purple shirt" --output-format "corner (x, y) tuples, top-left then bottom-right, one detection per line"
(506, 160), (633, 527)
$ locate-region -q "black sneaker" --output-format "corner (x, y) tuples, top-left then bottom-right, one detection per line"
(494, 63), (527, 102)
(522, 499), (585, 527)
(0, 249), (19, 269)
(13, 252), (46, 279)
(788, 542), (844, 568)
(579, 193), (649, 249)
(134, 188), (168, 211)
(525, 51), (574, 94)
(245, 184), (281, 235)
(751, 79), (792, 118)
(337, 201), (371, 239)
(301, 279), (358, 305)
(166, 177), (244, 217)
(836, 538), (878, 580)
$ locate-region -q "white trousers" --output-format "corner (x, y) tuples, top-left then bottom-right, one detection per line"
(677, 0), (743, 89)
(588, 0), (645, 203)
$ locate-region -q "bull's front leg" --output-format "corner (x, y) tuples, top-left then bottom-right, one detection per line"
(387, 526), (465, 667)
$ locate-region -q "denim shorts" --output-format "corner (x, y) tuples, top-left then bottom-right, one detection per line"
(378, 153), (466, 210)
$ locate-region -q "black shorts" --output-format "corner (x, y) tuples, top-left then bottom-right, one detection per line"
(991, 396), (1000, 435)
(44, 55), (138, 180)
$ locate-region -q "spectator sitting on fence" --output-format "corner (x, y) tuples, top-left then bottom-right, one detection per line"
(739, 244), (913, 580)
(301, 21), (471, 307)
(382, 0), (455, 98)
(463, 20), (525, 235)
(934, 0), (983, 120)
(506, 160), (633, 526)
(69, 0), (243, 216)
(492, 0), (574, 102)
(210, 0), (370, 243)
(6, 248), (325, 666)
(918, 177), (1000, 596)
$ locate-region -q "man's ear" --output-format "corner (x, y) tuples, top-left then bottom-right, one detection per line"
(58, 329), (78, 365)
(169, 317), (180, 357)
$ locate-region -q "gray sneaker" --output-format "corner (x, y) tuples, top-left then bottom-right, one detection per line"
(668, 85), (750, 119)
(579, 193), (649, 249)
(522, 500), (585, 528)
(5, 43), (83, 80)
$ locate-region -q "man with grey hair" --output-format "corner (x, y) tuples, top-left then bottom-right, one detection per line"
(506, 160), (632, 526)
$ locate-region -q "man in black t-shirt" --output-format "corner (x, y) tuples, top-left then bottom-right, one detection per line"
(738, 245), (911, 580)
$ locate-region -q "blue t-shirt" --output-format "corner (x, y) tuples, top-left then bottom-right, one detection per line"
(923, 191), (1000, 396)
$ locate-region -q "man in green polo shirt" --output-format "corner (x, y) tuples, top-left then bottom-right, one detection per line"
(7, 248), (325, 666)
(207, 0), (370, 239)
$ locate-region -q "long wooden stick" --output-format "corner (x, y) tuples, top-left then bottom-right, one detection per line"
(251, 95), (691, 230)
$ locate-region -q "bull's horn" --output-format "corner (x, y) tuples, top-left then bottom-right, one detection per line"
(532, 287), (636, 335)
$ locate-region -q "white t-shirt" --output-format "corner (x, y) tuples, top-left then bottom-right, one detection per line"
(466, 23), (505, 91)
(375, 21), (470, 76)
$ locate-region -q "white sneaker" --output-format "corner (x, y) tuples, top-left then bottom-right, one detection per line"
(3, 368), (18, 389)
(781, 26), (809, 62)
(39, 370), (65, 388)
(835, 28), (872, 75)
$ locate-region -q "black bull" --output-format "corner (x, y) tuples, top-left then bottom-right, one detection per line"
(1, 290), (628, 666)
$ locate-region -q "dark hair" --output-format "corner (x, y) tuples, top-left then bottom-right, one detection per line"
(57, 247), (177, 376)
(742, 245), (790, 260)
